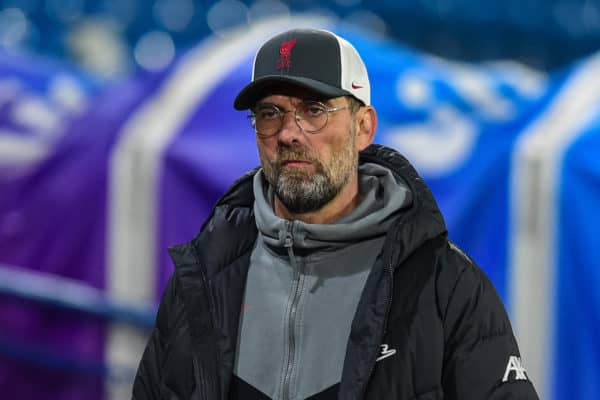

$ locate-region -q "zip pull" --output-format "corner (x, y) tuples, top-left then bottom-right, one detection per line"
(284, 235), (293, 249)
(284, 221), (294, 247)
(284, 222), (297, 270)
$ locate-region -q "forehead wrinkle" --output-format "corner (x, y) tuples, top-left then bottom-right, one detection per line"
(256, 95), (304, 109)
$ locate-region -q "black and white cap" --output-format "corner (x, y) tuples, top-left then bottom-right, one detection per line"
(234, 28), (370, 110)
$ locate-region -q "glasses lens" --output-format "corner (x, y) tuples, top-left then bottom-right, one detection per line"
(297, 102), (328, 132)
(252, 105), (281, 136)
(250, 102), (331, 136)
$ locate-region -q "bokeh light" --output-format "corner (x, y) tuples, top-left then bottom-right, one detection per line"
(207, 0), (249, 36)
(0, 8), (29, 49)
(133, 30), (175, 71)
(247, 0), (290, 24)
(153, 0), (196, 32)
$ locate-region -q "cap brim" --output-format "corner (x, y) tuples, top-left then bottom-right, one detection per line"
(233, 75), (350, 110)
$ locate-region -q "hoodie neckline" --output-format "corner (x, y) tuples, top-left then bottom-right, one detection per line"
(253, 163), (413, 252)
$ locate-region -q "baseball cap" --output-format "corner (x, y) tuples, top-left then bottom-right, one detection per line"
(233, 28), (370, 110)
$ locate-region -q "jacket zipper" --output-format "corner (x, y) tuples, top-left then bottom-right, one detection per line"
(357, 254), (396, 399)
(281, 222), (305, 400)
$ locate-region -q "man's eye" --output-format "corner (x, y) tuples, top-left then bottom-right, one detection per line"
(305, 105), (325, 117)
(258, 109), (279, 120)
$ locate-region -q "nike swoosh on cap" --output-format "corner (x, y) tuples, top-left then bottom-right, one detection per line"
(351, 82), (364, 89)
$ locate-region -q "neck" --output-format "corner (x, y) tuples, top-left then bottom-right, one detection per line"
(273, 176), (362, 224)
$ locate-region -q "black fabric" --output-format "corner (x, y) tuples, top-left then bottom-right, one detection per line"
(132, 144), (540, 400)
(228, 375), (340, 400)
(253, 29), (341, 83)
(229, 375), (270, 400)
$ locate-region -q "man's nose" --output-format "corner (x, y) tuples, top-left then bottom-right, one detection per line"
(277, 111), (304, 144)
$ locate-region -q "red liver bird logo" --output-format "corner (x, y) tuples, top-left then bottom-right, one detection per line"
(277, 38), (297, 70)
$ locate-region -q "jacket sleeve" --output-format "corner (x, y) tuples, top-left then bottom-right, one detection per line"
(439, 242), (539, 399)
(132, 274), (181, 400)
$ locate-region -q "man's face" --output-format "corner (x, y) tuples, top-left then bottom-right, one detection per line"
(255, 90), (358, 214)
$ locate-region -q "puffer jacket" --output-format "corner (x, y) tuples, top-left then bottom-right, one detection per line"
(132, 144), (539, 400)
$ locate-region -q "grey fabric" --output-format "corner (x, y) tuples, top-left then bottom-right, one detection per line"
(233, 163), (412, 400)
(254, 163), (412, 250)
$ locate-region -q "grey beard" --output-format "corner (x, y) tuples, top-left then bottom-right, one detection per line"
(273, 169), (339, 214)
(261, 123), (357, 215)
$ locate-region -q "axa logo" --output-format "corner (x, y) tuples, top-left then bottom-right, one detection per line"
(502, 355), (528, 383)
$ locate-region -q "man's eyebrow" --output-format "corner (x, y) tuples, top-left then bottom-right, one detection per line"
(254, 97), (332, 109)
(254, 101), (280, 108)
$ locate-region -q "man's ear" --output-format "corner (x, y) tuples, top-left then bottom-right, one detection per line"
(355, 106), (377, 152)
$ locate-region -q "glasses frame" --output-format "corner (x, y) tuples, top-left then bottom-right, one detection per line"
(247, 100), (350, 137)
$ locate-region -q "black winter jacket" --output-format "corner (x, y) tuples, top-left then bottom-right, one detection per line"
(132, 145), (539, 400)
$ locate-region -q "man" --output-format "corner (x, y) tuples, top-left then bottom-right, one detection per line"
(133, 29), (539, 400)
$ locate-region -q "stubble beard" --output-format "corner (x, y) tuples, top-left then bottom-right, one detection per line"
(260, 127), (358, 214)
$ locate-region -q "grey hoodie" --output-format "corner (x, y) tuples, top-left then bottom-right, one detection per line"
(233, 162), (412, 400)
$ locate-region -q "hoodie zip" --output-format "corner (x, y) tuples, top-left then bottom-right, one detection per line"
(281, 222), (305, 400)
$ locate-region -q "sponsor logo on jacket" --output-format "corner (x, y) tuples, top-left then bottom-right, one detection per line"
(502, 356), (528, 382)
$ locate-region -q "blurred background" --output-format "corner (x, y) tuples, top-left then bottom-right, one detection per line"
(2, 0), (600, 77)
(0, 0), (599, 399)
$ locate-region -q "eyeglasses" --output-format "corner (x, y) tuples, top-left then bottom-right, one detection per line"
(248, 100), (350, 137)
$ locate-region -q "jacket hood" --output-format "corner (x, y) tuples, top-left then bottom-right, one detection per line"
(358, 144), (447, 265)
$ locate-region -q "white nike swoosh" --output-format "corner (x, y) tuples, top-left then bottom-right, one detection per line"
(376, 349), (396, 362)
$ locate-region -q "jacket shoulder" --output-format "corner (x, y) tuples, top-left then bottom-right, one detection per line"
(435, 241), (539, 399)
(168, 168), (259, 279)
(436, 240), (510, 334)
(377, 237), (538, 399)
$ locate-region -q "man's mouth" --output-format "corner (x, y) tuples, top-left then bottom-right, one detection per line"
(281, 159), (312, 168)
